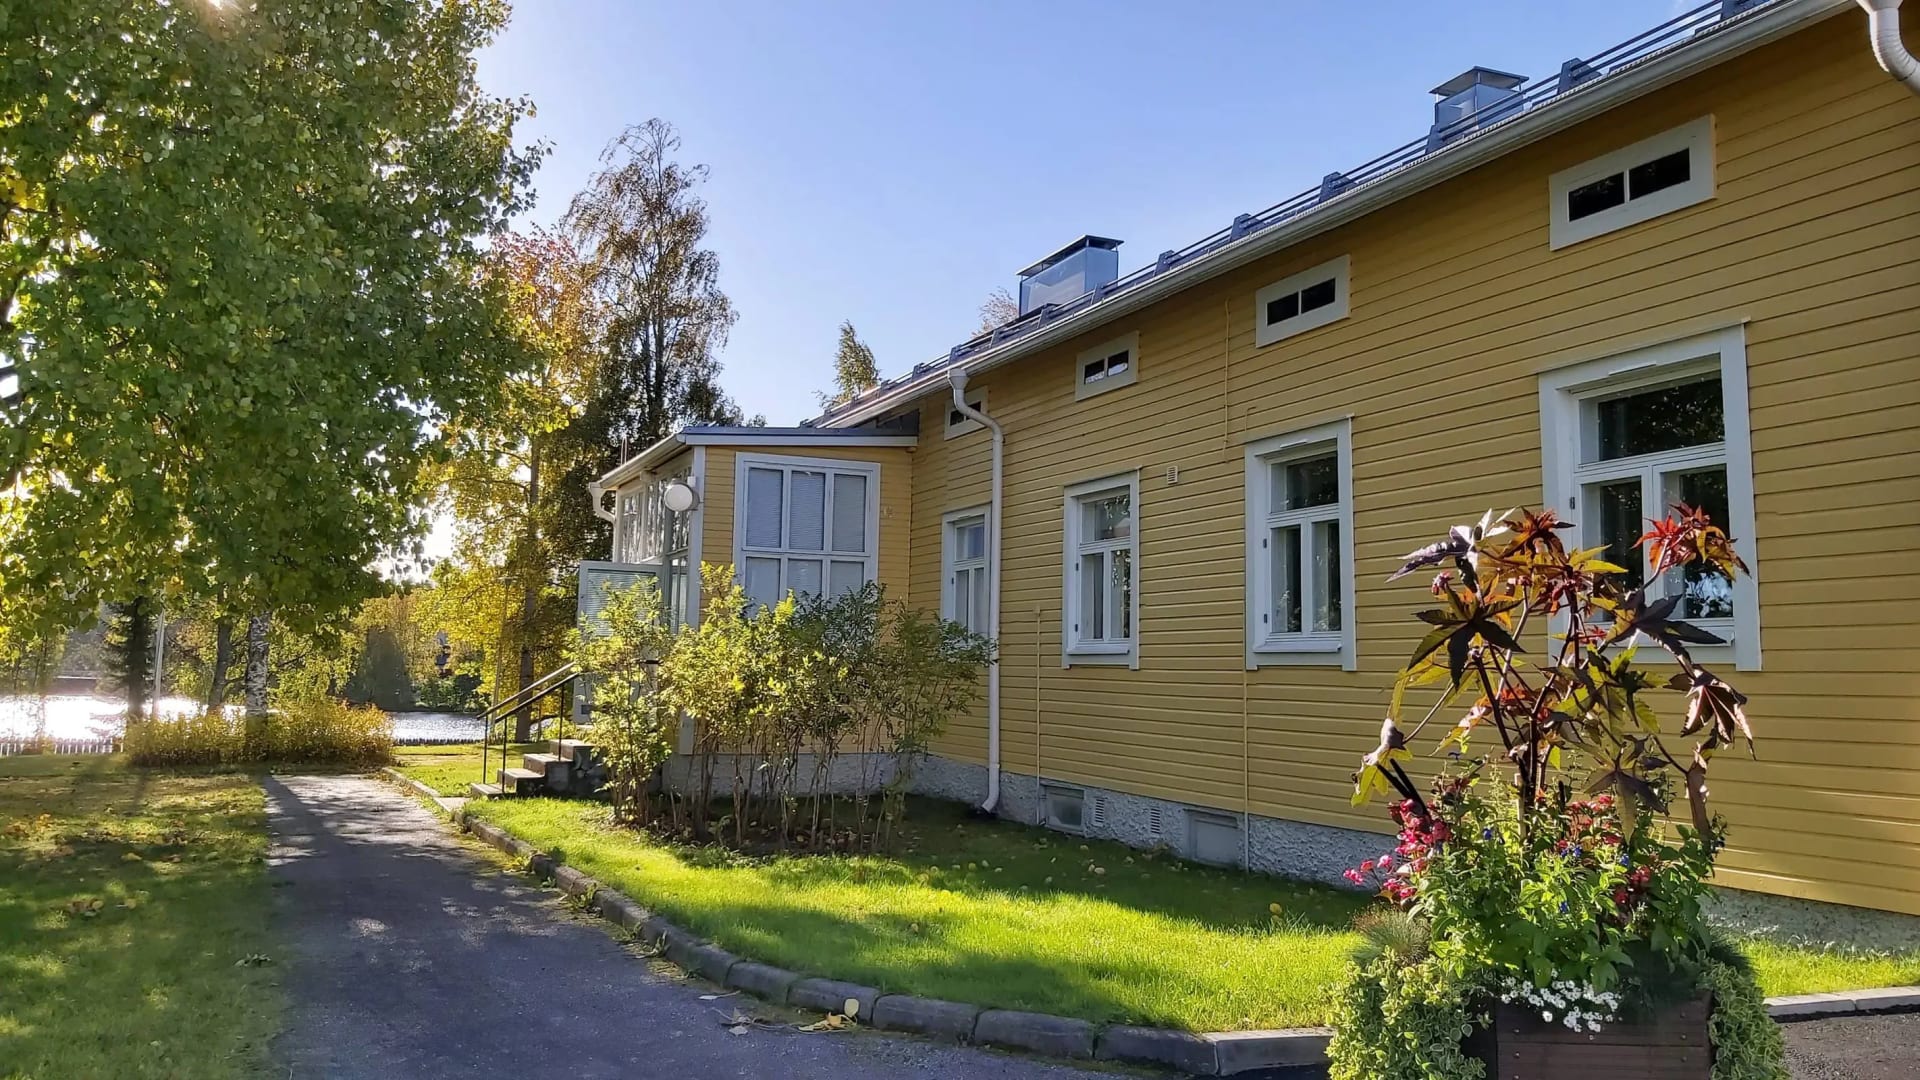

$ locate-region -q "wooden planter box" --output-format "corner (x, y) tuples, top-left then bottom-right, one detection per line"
(1465, 996), (1711, 1080)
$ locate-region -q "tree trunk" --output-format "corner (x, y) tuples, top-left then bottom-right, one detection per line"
(242, 613), (271, 756)
(205, 618), (234, 712)
(513, 441), (541, 742)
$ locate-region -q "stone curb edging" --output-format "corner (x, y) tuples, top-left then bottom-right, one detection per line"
(433, 797), (1327, 1075)
(378, 774), (1920, 1072)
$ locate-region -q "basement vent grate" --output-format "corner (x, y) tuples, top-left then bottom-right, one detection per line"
(1089, 795), (1109, 830)
(1146, 804), (1165, 840)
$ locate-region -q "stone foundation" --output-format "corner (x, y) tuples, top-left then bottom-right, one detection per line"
(910, 752), (1920, 928)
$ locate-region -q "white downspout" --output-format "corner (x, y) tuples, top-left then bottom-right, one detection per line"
(949, 372), (1004, 814)
(1859, 0), (1920, 95)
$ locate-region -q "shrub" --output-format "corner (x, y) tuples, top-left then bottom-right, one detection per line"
(1329, 505), (1777, 1074)
(573, 577), (676, 826)
(125, 696), (391, 767)
(1326, 956), (1484, 1080)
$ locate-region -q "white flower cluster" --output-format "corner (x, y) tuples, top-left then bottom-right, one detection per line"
(1497, 975), (1621, 1033)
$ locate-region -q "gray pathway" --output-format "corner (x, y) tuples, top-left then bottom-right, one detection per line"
(265, 774), (1115, 1080)
(265, 773), (1909, 1080)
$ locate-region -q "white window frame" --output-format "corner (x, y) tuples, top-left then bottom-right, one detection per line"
(732, 452), (881, 608)
(1538, 325), (1760, 670)
(945, 389), (987, 439)
(1075, 331), (1140, 401)
(1062, 471), (1140, 669)
(1549, 116), (1715, 250)
(1254, 255), (1350, 347)
(1243, 419), (1357, 670)
(941, 506), (991, 636)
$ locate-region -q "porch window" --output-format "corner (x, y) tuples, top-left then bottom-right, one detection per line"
(1062, 472), (1139, 668)
(735, 454), (879, 611)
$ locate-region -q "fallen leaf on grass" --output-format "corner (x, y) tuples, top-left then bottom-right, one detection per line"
(235, 954), (274, 967)
(63, 898), (103, 918)
(122, 851), (143, 862)
(798, 1013), (850, 1033)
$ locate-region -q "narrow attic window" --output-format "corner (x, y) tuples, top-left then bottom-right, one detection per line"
(945, 389), (986, 439)
(1254, 256), (1350, 347)
(1550, 117), (1714, 249)
(1075, 331), (1140, 401)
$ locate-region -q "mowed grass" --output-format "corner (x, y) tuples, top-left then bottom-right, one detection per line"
(472, 795), (1368, 1030)
(470, 795), (1920, 1030)
(0, 755), (278, 1079)
(1743, 935), (1920, 997)
(391, 741), (538, 797)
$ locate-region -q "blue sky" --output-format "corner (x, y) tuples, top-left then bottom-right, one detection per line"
(477, 1), (1694, 426)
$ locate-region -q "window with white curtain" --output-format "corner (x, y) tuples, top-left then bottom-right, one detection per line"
(1244, 420), (1355, 669)
(1062, 472), (1139, 667)
(942, 508), (990, 636)
(734, 454), (879, 611)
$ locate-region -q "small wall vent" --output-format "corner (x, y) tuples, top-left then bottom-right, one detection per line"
(1146, 804), (1166, 841)
(1089, 795), (1109, 830)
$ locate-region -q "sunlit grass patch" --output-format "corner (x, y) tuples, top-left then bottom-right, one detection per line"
(391, 741), (539, 797)
(0, 755), (278, 1078)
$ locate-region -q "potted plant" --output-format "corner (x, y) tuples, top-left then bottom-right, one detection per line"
(1325, 506), (1785, 1080)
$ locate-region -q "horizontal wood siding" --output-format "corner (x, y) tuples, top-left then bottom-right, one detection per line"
(905, 14), (1920, 913)
(697, 444), (915, 603)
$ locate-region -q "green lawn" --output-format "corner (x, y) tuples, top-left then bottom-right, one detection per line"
(0, 754), (278, 1079)
(472, 795), (1368, 1030)
(392, 741), (538, 797)
(468, 794), (1920, 1032)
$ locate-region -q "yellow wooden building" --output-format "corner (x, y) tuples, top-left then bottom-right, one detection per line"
(592, 0), (1920, 919)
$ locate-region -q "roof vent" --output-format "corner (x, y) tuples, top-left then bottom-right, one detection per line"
(1426, 67), (1527, 151)
(1017, 235), (1122, 316)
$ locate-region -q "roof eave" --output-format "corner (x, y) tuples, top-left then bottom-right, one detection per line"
(817, 0), (1847, 431)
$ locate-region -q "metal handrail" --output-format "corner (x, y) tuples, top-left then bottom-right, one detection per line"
(479, 662), (580, 789)
(811, 0), (1768, 425)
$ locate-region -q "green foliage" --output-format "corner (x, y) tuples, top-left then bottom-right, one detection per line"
(125, 693), (391, 767)
(101, 598), (157, 718)
(571, 564), (993, 851)
(1353, 905), (1432, 967)
(1325, 957), (1484, 1080)
(573, 577), (676, 825)
(342, 627), (416, 711)
(820, 320), (880, 407)
(1701, 955), (1788, 1080)
(1, 0), (540, 640)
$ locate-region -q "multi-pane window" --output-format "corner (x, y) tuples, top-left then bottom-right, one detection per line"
(1550, 117), (1715, 249)
(1255, 256), (1350, 347)
(1075, 332), (1140, 400)
(1540, 327), (1759, 669)
(943, 510), (990, 636)
(1063, 474), (1139, 666)
(1245, 421), (1355, 668)
(735, 455), (877, 611)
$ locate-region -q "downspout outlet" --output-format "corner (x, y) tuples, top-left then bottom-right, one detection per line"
(1858, 0), (1920, 96)
(949, 371), (1004, 815)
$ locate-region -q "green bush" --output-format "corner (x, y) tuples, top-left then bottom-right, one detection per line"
(125, 696), (391, 767)
(1326, 956), (1484, 1080)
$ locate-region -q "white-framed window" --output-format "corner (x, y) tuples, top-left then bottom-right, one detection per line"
(614, 475), (690, 567)
(942, 507), (991, 636)
(1075, 331), (1140, 401)
(1549, 116), (1715, 250)
(1538, 325), (1759, 670)
(945, 389), (987, 439)
(1062, 472), (1139, 668)
(734, 453), (879, 611)
(1254, 255), (1350, 347)
(1244, 420), (1356, 670)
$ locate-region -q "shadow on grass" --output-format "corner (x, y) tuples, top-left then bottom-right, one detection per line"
(0, 755), (280, 1079)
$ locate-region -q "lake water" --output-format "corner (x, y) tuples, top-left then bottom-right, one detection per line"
(0, 694), (482, 743)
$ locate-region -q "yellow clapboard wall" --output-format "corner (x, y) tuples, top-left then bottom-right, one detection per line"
(897, 13), (1920, 914)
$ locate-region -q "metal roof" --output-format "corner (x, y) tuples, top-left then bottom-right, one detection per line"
(810, 0), (1831, 430)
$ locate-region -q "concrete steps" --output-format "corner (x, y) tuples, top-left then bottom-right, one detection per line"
(469, 739), (606, 800)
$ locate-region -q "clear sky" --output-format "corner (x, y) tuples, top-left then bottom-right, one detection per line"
(476, 1), (1695, 427)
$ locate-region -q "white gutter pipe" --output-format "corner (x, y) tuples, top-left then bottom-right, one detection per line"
(1858, 0), (1920, 95)
(587, 480), (616, 523)
(949, 371), (1004, 814)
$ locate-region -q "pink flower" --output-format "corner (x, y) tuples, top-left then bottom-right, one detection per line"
(1344, 869), (1365, 885)
(1360, 859), (1375, 874)
(1376, 855), (1394, 873)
